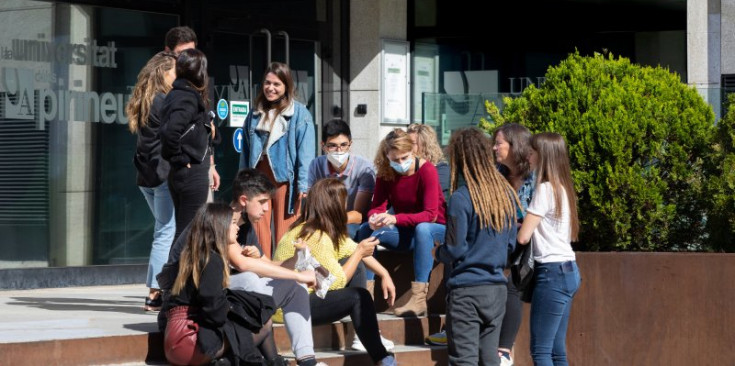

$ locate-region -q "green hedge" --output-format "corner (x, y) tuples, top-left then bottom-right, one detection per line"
(481, 52), (734, 251)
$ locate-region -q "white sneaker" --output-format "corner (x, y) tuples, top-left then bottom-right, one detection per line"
(499, 354), (514, 366)
(351, 333), (395, 352)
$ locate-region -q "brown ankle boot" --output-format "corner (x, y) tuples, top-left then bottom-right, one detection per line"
(393, 281), (428, 317)
(366, 280), (375, 300)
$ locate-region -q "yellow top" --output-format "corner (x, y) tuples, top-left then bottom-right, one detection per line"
(274, 224), (357, 291)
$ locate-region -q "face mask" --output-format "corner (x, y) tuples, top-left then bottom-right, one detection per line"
(327, 152), (349, 168)
(389, 157), (414, 174)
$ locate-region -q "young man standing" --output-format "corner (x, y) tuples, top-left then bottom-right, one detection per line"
(164, 26), (197, 55)
(307, 119), (376, 239)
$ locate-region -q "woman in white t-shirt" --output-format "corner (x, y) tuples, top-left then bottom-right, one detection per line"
(517, 132), (581, 366)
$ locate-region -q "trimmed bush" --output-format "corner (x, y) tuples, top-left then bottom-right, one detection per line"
(481, 52), (731, 251)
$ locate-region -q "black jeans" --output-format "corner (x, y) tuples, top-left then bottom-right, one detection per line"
(168, 161), (210, 246)
(310, 287), (388, 363)
(498, 274), (523, 350)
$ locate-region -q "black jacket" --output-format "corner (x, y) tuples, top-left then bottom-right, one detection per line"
(133, 93), (170, 187)
(160, 78), (212, 167)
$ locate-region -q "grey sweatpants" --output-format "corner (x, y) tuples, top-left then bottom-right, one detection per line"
(229, 271), (315, 359)
(446, 283), (507, 366)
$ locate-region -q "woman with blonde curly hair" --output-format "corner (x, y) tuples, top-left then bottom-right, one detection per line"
(407, 123), (450, 200)
(127, 51), (177, 311)
(356, 128), (447, 317)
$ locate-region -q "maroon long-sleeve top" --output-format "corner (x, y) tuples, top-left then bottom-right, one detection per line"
(368, 162), (447, 227)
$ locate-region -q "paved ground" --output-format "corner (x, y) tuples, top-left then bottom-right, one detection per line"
(0, 284), (159, 343)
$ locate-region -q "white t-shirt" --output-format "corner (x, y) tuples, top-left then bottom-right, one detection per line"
(526, 182), (576, 263)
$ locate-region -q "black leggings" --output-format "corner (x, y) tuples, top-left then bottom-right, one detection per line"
(498, 273), (522, 350)
(168, 161), (210, 245)
(310, 286), (388, 363)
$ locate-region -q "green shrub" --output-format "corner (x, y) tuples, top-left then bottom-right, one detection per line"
(481, 52), (730, 251)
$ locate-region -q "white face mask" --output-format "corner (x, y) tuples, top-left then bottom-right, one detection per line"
(389, 157), (414, 174)
(327, 151), (350, 168)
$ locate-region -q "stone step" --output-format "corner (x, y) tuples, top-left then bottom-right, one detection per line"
(1, 314), (445, 366)
(273, 314), (445, 353)
(283, 344), (448, 366)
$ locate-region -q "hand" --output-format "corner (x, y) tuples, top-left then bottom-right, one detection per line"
(241, 246), (260, 258)
(186, 163), (191, 169)
(210, 166), (220, 191)
(357, 236), (379, 258)
(293, 238), (308, 250)
(380, 274), (396, 307)
(296, 269), (317, 288)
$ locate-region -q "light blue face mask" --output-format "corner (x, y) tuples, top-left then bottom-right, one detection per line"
(389, 157), (414, 174)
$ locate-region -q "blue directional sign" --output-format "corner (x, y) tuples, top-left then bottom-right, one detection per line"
(217, 99), (229, 120)
(233, 128), (243, 153)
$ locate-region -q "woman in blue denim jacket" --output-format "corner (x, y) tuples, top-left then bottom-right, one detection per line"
(239, 62), (315, 258)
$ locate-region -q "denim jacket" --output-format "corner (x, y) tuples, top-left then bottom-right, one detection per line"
(239, 100), (315, 214)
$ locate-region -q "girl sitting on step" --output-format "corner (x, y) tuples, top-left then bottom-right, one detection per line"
(274, 178), (398, 366)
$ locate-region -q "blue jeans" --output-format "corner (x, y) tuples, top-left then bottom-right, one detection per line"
(139, 182), (176, 289)
(357, 222), (445, 282)
(530, 261), (581, 366)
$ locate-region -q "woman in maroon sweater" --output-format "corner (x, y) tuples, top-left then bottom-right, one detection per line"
(356, 128), (446, 317)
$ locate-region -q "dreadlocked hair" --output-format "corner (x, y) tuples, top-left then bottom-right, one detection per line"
(447, 127), (520, 231)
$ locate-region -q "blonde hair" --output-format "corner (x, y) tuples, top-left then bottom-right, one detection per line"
(407, 123), (445, 164)
(447, 127), (520, 231)
(172, 203), (232, 295)
(374, 128), (415, 181)
(126, 51), (176, 133)
(531, 132), (580, 241)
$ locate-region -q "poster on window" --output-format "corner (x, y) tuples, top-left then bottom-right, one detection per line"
(381, 40), (410, 124)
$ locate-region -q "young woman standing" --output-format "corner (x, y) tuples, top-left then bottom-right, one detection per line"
(517, 132), (581, 366)
(240, 62), (315, 257)
(127, 51), (177, 311)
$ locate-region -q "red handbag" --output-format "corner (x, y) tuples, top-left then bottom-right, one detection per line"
(164, 306), (211, 366)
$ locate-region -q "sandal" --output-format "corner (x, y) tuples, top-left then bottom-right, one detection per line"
(144, 294), (162, 311)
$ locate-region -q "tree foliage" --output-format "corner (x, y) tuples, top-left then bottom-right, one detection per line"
(481, 52), (735, 251)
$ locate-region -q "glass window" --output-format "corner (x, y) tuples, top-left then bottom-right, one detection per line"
(0, 1), (177, 268)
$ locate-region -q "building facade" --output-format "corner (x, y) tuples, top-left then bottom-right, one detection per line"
(1, 0), (725, 285)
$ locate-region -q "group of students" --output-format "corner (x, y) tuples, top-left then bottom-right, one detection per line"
(128, 25), (581, 366)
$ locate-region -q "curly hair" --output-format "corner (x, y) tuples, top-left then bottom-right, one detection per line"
(407, 123), (445, 164)
(126, 51), (176, 133)
(374, 128), (414, 181)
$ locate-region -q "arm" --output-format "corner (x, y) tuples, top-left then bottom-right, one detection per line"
(436, 190), (470, 264)
(394, 163), (442, 226)
(517, 182), (550, 245)
(340, 236), (378, 281)
(227, 243), (315, 284)
(367, 177), (390, 219)
(353, 164), (376, 221)
(209, 155), (220, 190)
(517, 213), (542, 245)
(161, 92), (199, 167)
(197, 256), (229, 327)
(295, 107), (316, 194)
(239, 112), (253, 170)
(362, 257), (396, 306)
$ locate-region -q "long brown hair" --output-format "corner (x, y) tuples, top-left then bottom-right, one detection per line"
(172, 202), (232, 295)
(126, 51), (176, 133)
(447, 127), (519, 231)
(492, 123), (532, 179)
(531, 132), (580, 241)
(254, 62), (296, 122)
(407, 123), (445, 164)
(291, 178), (348, 250)
(374, 128), (415, 181)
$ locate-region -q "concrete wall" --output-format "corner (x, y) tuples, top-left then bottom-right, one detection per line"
(349, 0), (407, 161)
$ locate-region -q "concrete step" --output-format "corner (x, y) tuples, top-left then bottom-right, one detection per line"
(1, 313), (445, 366)
(273, 313), (445, 353)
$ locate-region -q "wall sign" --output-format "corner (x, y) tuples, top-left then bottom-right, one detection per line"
(381, 39), (410, 124)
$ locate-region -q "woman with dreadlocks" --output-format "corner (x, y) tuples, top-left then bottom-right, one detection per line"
(436, 127), (521, 366)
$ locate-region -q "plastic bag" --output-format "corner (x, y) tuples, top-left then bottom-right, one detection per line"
(294, 247), (336, 299)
